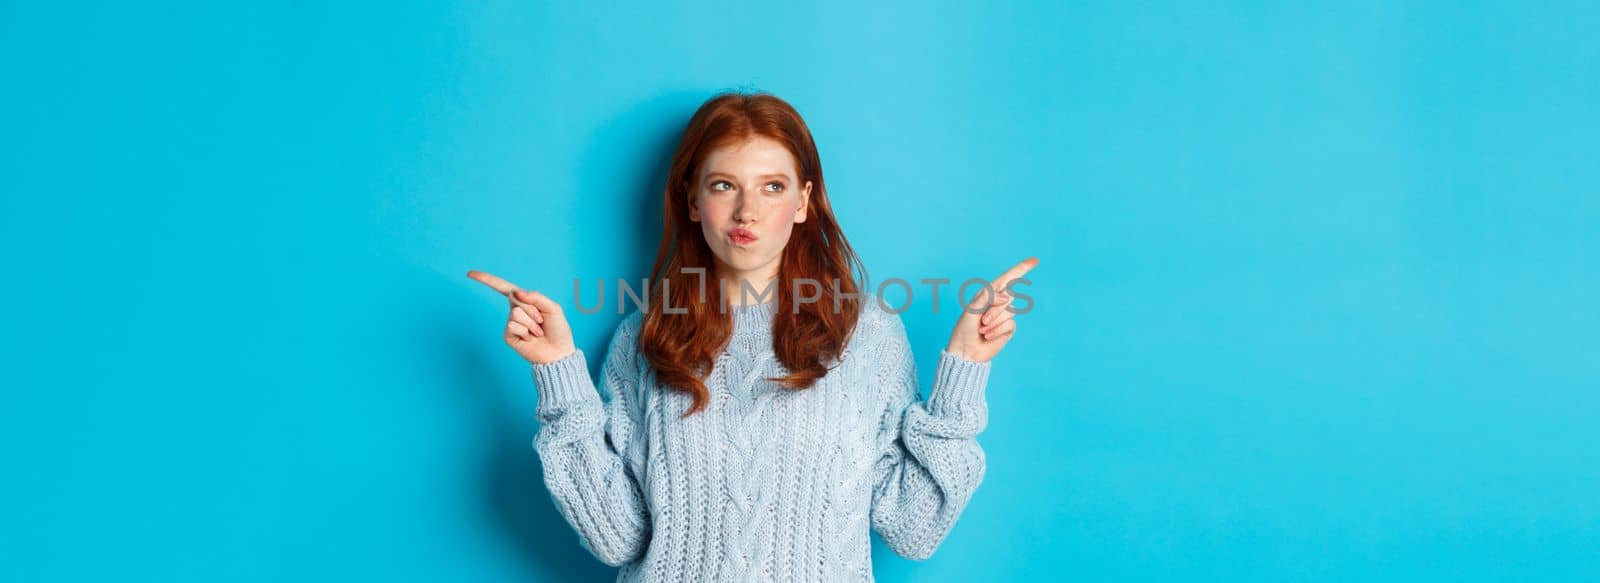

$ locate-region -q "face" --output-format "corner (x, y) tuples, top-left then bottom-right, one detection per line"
(687, 136), (812, 290)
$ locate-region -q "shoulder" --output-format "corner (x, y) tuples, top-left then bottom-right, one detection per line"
(847, 294), (919, 407)
(593, 311), (650, 402)
(616, 309), (646, 338)
(603, 309), (647, 362)
(848, 293), (911, 353)
(861, 292), (908, 331)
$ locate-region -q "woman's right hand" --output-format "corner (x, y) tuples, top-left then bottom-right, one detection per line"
(467, 270), (577, 365)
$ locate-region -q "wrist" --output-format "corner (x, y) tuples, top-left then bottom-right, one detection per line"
(530, 349), (595, 415)
(528, 346), (577, 365)
(929, 349), (992, 420)
(944, 344), (989, 363)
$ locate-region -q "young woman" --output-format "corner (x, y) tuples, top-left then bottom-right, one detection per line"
(468, 91), (1036, 581)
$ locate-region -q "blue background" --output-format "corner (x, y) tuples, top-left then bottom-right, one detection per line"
(3, 1), (1596, 581)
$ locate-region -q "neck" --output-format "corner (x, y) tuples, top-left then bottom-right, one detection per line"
(722, 276), (777, 307)
(716, 263), (779, 307)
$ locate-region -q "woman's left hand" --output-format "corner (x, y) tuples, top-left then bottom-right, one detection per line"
(946, 257), (1039, 363)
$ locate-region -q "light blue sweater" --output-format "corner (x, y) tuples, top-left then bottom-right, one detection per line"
(529, 295), (992, 582)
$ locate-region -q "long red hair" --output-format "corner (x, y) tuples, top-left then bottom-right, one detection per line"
(640, 91), (866, 416)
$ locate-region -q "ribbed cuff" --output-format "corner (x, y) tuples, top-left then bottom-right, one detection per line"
(530, 349), (599, 415)
(927, 349), (991, 418)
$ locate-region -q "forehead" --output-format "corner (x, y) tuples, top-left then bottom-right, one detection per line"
(699, 136), (798, 178)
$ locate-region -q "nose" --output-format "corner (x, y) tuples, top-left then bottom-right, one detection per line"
(733, 190), (758, 223)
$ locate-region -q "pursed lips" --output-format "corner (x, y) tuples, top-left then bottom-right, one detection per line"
(730, 228), (758, 245)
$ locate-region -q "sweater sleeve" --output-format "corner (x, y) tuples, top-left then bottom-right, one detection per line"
(868, 312), (992, 561)
(529, 314), (651, 567)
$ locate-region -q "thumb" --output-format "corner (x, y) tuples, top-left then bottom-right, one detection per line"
(516, 289), (564, 315)
(962, 286), (1002, 313)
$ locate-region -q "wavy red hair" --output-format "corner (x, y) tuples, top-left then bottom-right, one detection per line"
(639, 91), (866, 416)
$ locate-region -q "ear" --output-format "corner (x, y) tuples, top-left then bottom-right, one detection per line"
(685, 181), (700, 222)
(795, 180), (812, 223)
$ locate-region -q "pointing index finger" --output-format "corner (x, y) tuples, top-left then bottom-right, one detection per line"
(466, 270), (522, 297)
(989, 256), (1040, 290)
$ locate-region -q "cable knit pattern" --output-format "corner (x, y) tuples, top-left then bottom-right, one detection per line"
(529, 294), (991, 582)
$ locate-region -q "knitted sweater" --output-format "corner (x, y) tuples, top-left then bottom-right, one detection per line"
(528, 296), (992, 582)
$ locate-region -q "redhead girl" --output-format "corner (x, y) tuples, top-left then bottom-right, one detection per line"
(470, 91), (1036, 582)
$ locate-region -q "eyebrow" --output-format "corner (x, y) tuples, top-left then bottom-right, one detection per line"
(705, 172), (791, 181)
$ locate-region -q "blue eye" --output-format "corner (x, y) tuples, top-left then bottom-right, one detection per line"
(711, 181), (732, 191)
(765, 182), (783, 192)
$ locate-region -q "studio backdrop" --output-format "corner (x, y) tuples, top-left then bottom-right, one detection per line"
(2, 1), (1596, 581)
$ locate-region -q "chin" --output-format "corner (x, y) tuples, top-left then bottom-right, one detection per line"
(722, 252), (774, 271)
